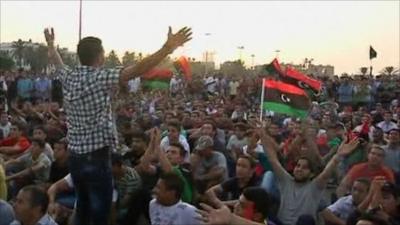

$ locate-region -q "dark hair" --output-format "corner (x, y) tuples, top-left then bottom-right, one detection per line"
(31, 138), (45, 149)
(169, 142), (186, 158)
(20, 185), (49, 214)
(160, 172), (184, 199)
(296, 156), (317, 174)
(55, 137), (68, 148)
(238, 155), (257, 168)
(33, 125), (47, 135)
(242, 187), (271, 219)
(202, 119), (217, 131)
(167, 120), (181, 131)
(77, 36), (104, 66)
(111, 153), (123, 166)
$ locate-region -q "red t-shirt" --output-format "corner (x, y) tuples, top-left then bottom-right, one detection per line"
(348, 162), (395, 184)
(0, 136), (31, 154)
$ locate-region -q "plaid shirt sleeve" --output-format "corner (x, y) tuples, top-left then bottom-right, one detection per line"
(99, 67), (123, 90)
(55, 65), (72, 84)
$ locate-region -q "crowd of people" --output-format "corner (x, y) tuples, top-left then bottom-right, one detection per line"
(0, 27), (399, 225)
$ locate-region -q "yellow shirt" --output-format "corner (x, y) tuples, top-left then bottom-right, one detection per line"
(0, 165), (7, 200)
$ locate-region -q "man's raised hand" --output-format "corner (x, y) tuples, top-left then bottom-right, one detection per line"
(44, 28), (55, 46)
(164, 26), (192, 52)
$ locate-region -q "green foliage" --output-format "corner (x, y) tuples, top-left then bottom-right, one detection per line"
(104, 50), (121, 68)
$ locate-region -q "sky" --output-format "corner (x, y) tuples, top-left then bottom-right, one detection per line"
(1, 0), (399, 75)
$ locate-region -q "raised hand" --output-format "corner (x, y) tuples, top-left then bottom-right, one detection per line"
(44, 28), (55, 46)
(337, 137), (360, 157)
(164, 26), (192, 52)
(196, 203), (232, 225)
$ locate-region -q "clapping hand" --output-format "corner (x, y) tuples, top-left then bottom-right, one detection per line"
(164, 26), (192, 52)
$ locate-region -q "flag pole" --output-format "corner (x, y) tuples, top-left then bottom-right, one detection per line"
(259, 78), (265, 122)
(79, 0), (82, 41)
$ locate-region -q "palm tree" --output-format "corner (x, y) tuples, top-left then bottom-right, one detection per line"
(360, 67), (368, 76)
(382, 66), (394, 75)
(11, 39), (26, 67)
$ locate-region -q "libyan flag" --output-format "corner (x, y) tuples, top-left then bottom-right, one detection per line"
(174, 56), (192, 81)
(262, 79), (310, 118)
(142, 69), (173, 90)
(263, 58), (285, 76)
(283, 66), (322, 95)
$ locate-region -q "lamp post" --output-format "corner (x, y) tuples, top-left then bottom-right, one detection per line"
(275, 50), (280, 58)
(251, 54), (255, 69)
(237, 46), (244, 62)
(204, 33), (212, 76)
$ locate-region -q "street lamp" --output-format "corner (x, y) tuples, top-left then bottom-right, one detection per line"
(275, 50), (280, 58)
(237, 46), (244, 62)
(205, 33), (212, 76)
(251, 54), (255, 69)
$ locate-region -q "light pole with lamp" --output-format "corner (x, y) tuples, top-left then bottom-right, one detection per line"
(204, 33), (212, 76)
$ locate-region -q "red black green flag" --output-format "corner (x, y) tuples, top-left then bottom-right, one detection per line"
(282, 66), (322, 95)
(262, 79), (310, 118)
(142, 69), (172, 90)
(174, 56), (192, 81)
(263, 58), (285, 76)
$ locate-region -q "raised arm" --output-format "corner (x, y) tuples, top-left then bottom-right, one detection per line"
(119, 26), (192, 87)
(258, 128), (287, 178)
(44, 28), (64, 67)
(315, 137), (359, 189)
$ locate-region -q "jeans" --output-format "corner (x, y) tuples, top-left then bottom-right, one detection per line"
(69, 147), (113, 225)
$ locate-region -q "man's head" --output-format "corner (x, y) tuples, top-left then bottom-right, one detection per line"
(9, 123), (25, 139)
(234, 122), (247, 139)
(268, 122), (280, 136)
(166, 143), (186, 166)
(195, 135), (214, 158)
(367, 145), (385, 167)
(246, 130), (260, 146)
(14, 185), (49, 224)
(351, 178), (370, 205)
(293, 157), (316, 182)
(372, 127), (384, 141)
(128, 130), (149, 157)
(201, 120), (217, 137)
(167, 120), (181, 143)
(153, 172), (184, 206)
(235, 155), (256, 179)
(77, 36), (105, 67)
(31, 138), (45, 156)
(0, 111), (8, 125)
(380, 182), (399, 216)
(233, 187), (271, 222)
(383, 111), (392, 122)
(53, 138), (68, 162)
(32, 126), (47, 142)
(387, 128), (400, 145)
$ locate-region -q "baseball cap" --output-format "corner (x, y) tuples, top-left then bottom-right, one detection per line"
(195, 135), (214, 151)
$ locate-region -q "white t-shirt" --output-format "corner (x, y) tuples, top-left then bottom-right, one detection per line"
(149, 199), (199, 225)
(229, 81), (239, 95)
(0, 122), (11, 138)
(128, 78), (141, 93)
(205, 77), (217, 93)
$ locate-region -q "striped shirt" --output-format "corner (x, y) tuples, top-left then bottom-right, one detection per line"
(57, 65), (122, 154)
(115, 166), (142, 199)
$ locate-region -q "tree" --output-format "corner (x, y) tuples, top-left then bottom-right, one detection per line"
(122, 51), (136, 66)
(0, 52), (15, 71)
(59, 48), (78, 67)
(104, 50), (121, 68)
(360, 67), (368, 75)
(11, 39), (26, 67)
(382, 66), (394, 75)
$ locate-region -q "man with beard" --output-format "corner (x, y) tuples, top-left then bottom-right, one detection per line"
(259, 127), (360, 225)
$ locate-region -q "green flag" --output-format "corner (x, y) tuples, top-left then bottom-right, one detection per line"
(369, 46), (377, 60)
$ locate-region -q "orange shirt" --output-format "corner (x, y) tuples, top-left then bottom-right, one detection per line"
(347, 162), (395, 184)
(0, 136), (31, 154)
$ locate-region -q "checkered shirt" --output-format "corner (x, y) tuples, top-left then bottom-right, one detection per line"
(56, 65), (122, 154)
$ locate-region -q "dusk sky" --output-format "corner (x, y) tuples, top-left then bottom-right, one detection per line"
(1, 1), (399, 75)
